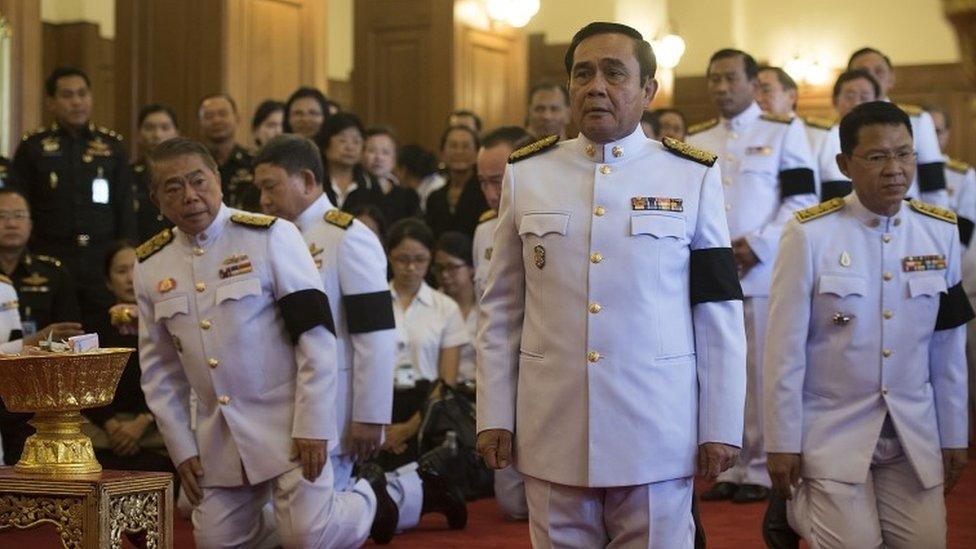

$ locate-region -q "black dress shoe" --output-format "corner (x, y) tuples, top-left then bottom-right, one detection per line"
(357, 462), (399, 544)
(700, 481), (738, 501)
(762, 493), (801, 549)
(733, 483), (771, 503)
(418, 445), (468, 530)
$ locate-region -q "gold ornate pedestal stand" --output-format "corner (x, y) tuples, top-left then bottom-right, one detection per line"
(0, 468), (173, 549)
(0, 349), (174, 548)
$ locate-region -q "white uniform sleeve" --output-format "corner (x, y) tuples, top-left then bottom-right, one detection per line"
(690, 164), (747, 446)
(136, 261), (199, 466)
(745, 119), (818, 263)
(762, 220), (814, 453)
(476, 164), (524, 434)
(268, 220), (339, 442)
(955, 168), (976, 248)
(338, 222), (396, 426)
(914, 112), (949, 207)
(440, 298), (469, 349)
(929, 228), (971, 448)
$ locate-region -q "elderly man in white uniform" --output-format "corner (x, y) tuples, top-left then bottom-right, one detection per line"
(687, 48), (817, 504)
(137, 137), (377, 548)
(764, 101), (971, 549)
(477, 22), (747, 548)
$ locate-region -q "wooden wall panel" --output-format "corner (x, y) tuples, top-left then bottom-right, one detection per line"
(355, 0), (454, 150)
(454, 25), (527, 131)
(0, 0), (42, 154)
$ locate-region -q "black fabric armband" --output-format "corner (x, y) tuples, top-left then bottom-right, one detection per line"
(779, 168), (816, 199)
(690, 248), (743, 305)
(9, 329), (21, 341)
(278, 289), (335, 342)
(821, 180), (853, 201)
(935, 282), (975, 331)
(343, 291), (395, 334)
(917, 162), (947, 193)
(959, 217), (974, 247)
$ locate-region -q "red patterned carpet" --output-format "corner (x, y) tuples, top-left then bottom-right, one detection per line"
(2, 464), (973, 548)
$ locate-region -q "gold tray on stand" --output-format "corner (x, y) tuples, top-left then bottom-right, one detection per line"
(0, 348), (134, 476)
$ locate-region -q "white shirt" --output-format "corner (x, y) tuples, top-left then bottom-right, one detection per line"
(0, 280), (23, 355)
(457, 303), (479, 383)
(417, 173), (447, 213)
(330, 178), (360, 209)
(391, 281), (468, 382)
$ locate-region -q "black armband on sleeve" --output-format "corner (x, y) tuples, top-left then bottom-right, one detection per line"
(9, 329), (21, 341)
(690, 248), (744, 305)
(820, 180), (853, 201)
(917, 162), (947, 193)
(959, 217), (974, 247)
(277, 289), (335, 342)
(343, 291), (395, 334)
(779, 167), (816, 199)
(935, 282), (975, 331)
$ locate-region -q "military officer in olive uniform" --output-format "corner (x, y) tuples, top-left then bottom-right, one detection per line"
(765, 102), (971, 549)
(10, 67), (135, 324)
(137, 137), (377, 548)
(477, 23), (746, 547)
(198, 93), (259, 212)
(132, 104), (180, 242)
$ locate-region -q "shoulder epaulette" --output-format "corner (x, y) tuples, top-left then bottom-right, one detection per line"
(324, 209), (354, 229)
(896, 103), (924, 116)
(910, 199), (957, 224)
(136, 228), (173, 262)
(662, 137), (716, 167)
(794, 198), (845, 223)
(34, 254), (63, 267)
(761, 112), (794, 124)
(803, 115), (834, 131)
(231, 212), (276, 228)
(508, 135), (559, 164)
(97, 126), (123, 142)
(687, 118), (719, 135)
(0, 274), (12, 286)
(946, 157), (971, 174)
(21, 126), (47, 141)
(478, 209), (498, 224)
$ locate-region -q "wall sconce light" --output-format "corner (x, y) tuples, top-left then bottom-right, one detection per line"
(485, 0), (540, 28)
(784, 55), (832, 86)
(653, 33), (686, 70)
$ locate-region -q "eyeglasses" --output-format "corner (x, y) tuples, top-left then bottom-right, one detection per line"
(851, 150), (917, 167)
(432, 262), (467, 276)
(390, 254), (430, 267)
(0, 210), (30, 221)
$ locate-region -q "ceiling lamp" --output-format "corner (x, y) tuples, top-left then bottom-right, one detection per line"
(654, 33), (686, 69)
(485, 0), (540, 28)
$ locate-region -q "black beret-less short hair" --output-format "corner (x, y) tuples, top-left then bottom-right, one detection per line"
(564, 22), (657, 84)
(146, 137), (219, 189)
(839, 101), (912, 155)
(45, 67), (91, 96)
(708, 49), (759, 80)
(847, 47), (892, 70)
(253, 134), (325, 185)
(832, 70), (881, 101)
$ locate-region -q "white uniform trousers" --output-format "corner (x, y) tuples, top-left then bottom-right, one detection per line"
(788, 436), (947, 549)
(717, 295), (770, 487)
(523, 474), (694, 549)
(193, 464), (375, 549)
(330, 454), (425, 533)
(495, 465), (529, 520)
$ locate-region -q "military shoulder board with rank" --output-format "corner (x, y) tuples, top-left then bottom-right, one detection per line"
(479, 209), (497, 223)
(946, 158), (971, 174)
(803, 115), (834, 131)
(662, 137), (717, 167)
(35, 254), (63, 267)
(0, 274), (12, 286)
(231, 213), (276, 228)
(761, 112), (794, 124)
(136, 228), (174, 262)
(324, 209), (354, 229)
(508, 135), (559, 164)
(896, 103), (924, 116)
(910, 199), (957, 224)
(21, 126), (48, 141)
(794, 198), (845, 223)
(686, 118), (718, 135)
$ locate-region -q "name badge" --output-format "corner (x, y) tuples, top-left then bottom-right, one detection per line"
(746, 145), (773, 156)
(92, 177), (109, 204)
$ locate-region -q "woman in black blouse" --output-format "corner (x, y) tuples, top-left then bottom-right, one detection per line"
(320, 113), (386, 212)
(82, 241), (175, 475)
(364, 127), (421, 223)
(425, 125), (488, 238)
